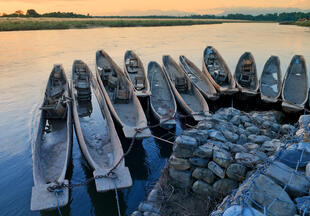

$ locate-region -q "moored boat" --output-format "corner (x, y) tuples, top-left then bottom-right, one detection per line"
(31, 64), (72, 211)
(71, 60), (132, 192)
(147, 61), (177, 129)
(282, 55), (308, 113)
(96, 50), (151, 138)
(179, 55), (219, 101)
(124, 50), (151, 97)
(203, 46), (238, 95)
(163, 55), (209, 121)
(234, 52), (259, 99)
(260, 56), (282, 103)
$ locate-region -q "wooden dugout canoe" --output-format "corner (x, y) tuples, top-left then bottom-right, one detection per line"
(179, 55), (219, 101)
(71, 60), (132, 192)
(96, 50), (151, 138)
(282, 55), (308, 113)
(163, 55), (209, 121)
(234, 52), (259, 99)
(31, 64), (72, 211)
(124, 50), (151, 97)
(147, 61), (177, 129)
(203, 46), (238, 95)
(260, 56), (282, 103)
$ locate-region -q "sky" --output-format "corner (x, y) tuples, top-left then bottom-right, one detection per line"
(0, 0), (310, 16)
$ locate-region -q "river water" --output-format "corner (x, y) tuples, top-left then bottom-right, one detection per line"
(0, 23), (310, 216)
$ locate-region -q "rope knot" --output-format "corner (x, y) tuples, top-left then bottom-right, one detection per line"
(47, 181), (65, 192)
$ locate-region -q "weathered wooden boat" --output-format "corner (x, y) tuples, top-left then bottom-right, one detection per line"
(203, 46), (238, 95)
(147, 61), (177, 129)
(96, 50), (151, 138)
(163, 55), (209, 121)
(124, 50), (151, 97)
(71, 60), (132, 192)
(179, 55), (219, 101)
(234, 52), (259, 99)
(282, 55), (308, 113)
(31, 64), (72, 211)
(260, 56), (282, 103)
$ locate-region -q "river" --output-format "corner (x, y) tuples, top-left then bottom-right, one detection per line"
(0, 23), (310, 216)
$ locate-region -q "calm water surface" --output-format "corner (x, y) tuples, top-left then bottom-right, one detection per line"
(0, 23), (310, 216)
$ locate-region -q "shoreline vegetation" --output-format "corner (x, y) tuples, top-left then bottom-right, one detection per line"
(1, 9), (310, 31)
(0, 18), (235, 31)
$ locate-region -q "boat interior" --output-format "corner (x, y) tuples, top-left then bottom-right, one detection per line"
(97, 52), (140, 127)
(261, 56), (281, 98)
(235, 53), (258, 90)
(164, 56), (206, 113)
(204, 47), (230, 86)
(39, 65), (69, 183)
(148, 62), (175, 117)
(180, 56), (217, 97)
(125, 51), (146, 91)
(283, 56), (308, 105)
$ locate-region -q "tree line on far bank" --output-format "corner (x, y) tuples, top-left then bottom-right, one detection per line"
(1, 9), (310, 22)
(1, 9), (91, 18)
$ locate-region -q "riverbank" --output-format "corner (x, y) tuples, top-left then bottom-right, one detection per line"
(0, 18), (227, 31)
(280, 20), (310, 27)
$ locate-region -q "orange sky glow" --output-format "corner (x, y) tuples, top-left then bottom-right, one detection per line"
(0, 0), (310, 16)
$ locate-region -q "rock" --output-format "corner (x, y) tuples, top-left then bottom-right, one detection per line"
(230, 115), (240, 126)
(213, 178), (238, 196)
(277, 149), (310, 168)
(243, 143), (259, 151)
(169, 156), (191, 170)
(281, 124), (296, 134)
(299, 115), (310, 129)
(226, 163), (247, 181)
(261, 139), (282, 153)
(228, 143), (248, 153)
(209, 130), (227, 142)
(221, 129), (239, 143)
(246, 126), (260, 134)
(306, 162), (310, 177)
(131, 211), (143, 216)
(252, 113), (263, 124)
(248, 135), (271, 144)
(246, 170), (256, 179)
(271, 123), (281, 132)
(173, 145), (193, 158)
(143, 212), (161, 216)
(223, 205), (264, 216)
(138, 202), (160, 214)
(235, 174), (296, 216)
(175, 135), (198, 150)
(193, 144), (213, 158)
(192, 180), (214, 197)
(238, 134), (247, 145)
(192, 168), (215, 184)
(189, 157), (209, 167)
(295, 196), (310, 215)
(183, 129), (209, 144)
(197, 121), (213, 130)
(243, 121), (253, 128)
(225, 107), (241, 116)
(297, 142), (310, 153)
(208, 161), (225, 179)
(212, 113), (227, 122)
(208, 140), (230, 151)
(265, 161), (310, 197)
(147, 189), (158, 202)
(169, 168), (192, 188)
(240, 115), (250, 124)
(250, 149), (268, 160)
(213, 150), (233, 168)
(262, 120), (272, 128)
(235, 153), (261, 167)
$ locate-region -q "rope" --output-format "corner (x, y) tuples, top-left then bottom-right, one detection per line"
(113, 181), (121, 216)
(55, 189), (63, 216)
